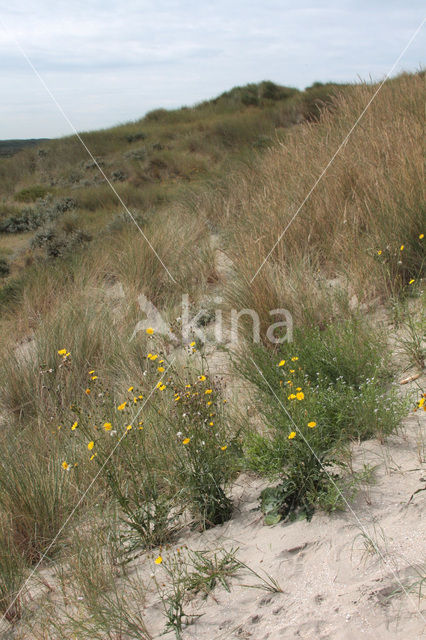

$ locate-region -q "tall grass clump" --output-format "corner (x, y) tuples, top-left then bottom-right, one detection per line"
(47, 524), (151, 640)
(0, 430), (83, 564)
(211, 73), (424, 330)
(0, 516), (27, 623)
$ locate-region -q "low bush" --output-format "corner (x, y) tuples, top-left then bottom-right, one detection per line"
(0, 197), (76, 233)
(238, 317), (408, 518)
(31, 225), (92, 258)
(14, 185), (49, 203)
(0, 258), (9, 277)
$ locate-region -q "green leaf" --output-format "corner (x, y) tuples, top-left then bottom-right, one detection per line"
(264, 513), (281, 526)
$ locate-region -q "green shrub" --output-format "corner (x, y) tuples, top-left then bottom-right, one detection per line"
(126, 131), (147, 143)
(237, 317), (408, 517)
(0, 197), (76, 233)
(31, 225), (92, 258)
(0, 258), (9, 277)
(299, 82), (344, 121)
(14, 184), (49, 203)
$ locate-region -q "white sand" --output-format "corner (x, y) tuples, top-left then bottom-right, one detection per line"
(137, 406), (425, 640)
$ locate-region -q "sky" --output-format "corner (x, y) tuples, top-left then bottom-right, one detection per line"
(0, 1), (424, 139)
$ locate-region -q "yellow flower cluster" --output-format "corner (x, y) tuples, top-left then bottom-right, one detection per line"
(287, 421), (317, 441)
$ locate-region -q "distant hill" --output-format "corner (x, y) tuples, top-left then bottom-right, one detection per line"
(0, 138), (49, 158)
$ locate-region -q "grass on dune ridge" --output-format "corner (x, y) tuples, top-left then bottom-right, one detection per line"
(0, 72), (424, 635)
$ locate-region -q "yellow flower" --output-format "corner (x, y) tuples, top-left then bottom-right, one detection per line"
(206, 400), (212, 406)
(308, 421), (317, 428)
(209, 421), (214, 426)
(419, 398), (425, 408)
(291, 356), (299, 362)
(126, 424), (132, 431)
(288, 393), (296, 400)
(90, 453), (97, 461)
(85, 388), (91, 395)
(288, 432), (296, 440)
(89, 369), (95, 374)
(400, 245), (404, 251)
(157, 366), (165, 373)
(199, 375), (206, 381)
(133, 397), (138, 403)
(57, 349), (67, 356)
(296, 387), (302, 391)
(62, 461), (70, 470)
(278, 360), (285, 367)
(117, 402), (127, 411)
(409, 279), (415, 284)
(419, 233), (424, 240)
(71, 421), (78, 431)
(182, 437), (190, 445)
(159, 384), (166, 391)
(104, 422), (112, 431)
(138, 394), (143, 400)
(151, 354), (158, 361)
(220, 445), (228, 451)
(155, 556), (162, 564)
(205, 389), (213, 395)
(174, 395), (181, 401)
(146, 327), (154, 335)
(128, 386), (134, 392)
(377, 250), (382, 255)
(190, 341), (196, 347)
(87, 441), (94, 450)
(289, 369), (295, 373)
(296, 391), (305, 401)
(185, 384), (191, 388)
(91, 375), (98, 380)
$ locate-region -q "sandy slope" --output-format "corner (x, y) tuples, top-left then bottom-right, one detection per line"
(135, 405), (425, 640)
(5, 403), (424, 640)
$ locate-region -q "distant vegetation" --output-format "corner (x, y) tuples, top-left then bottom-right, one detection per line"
(0, 79), (346, 284)
(0, 139), (49, 158)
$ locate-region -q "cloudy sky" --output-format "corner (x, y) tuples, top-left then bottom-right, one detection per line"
(0, 1), (424, 139)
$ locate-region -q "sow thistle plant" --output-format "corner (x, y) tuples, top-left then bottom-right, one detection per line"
(55, 341), (235, 553)
(240, 318), (409, 522)
(161, 370), (235, 529)
(57, 352), (182, 550)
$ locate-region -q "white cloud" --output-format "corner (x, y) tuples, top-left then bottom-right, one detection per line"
(0, 1), (424, 137)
